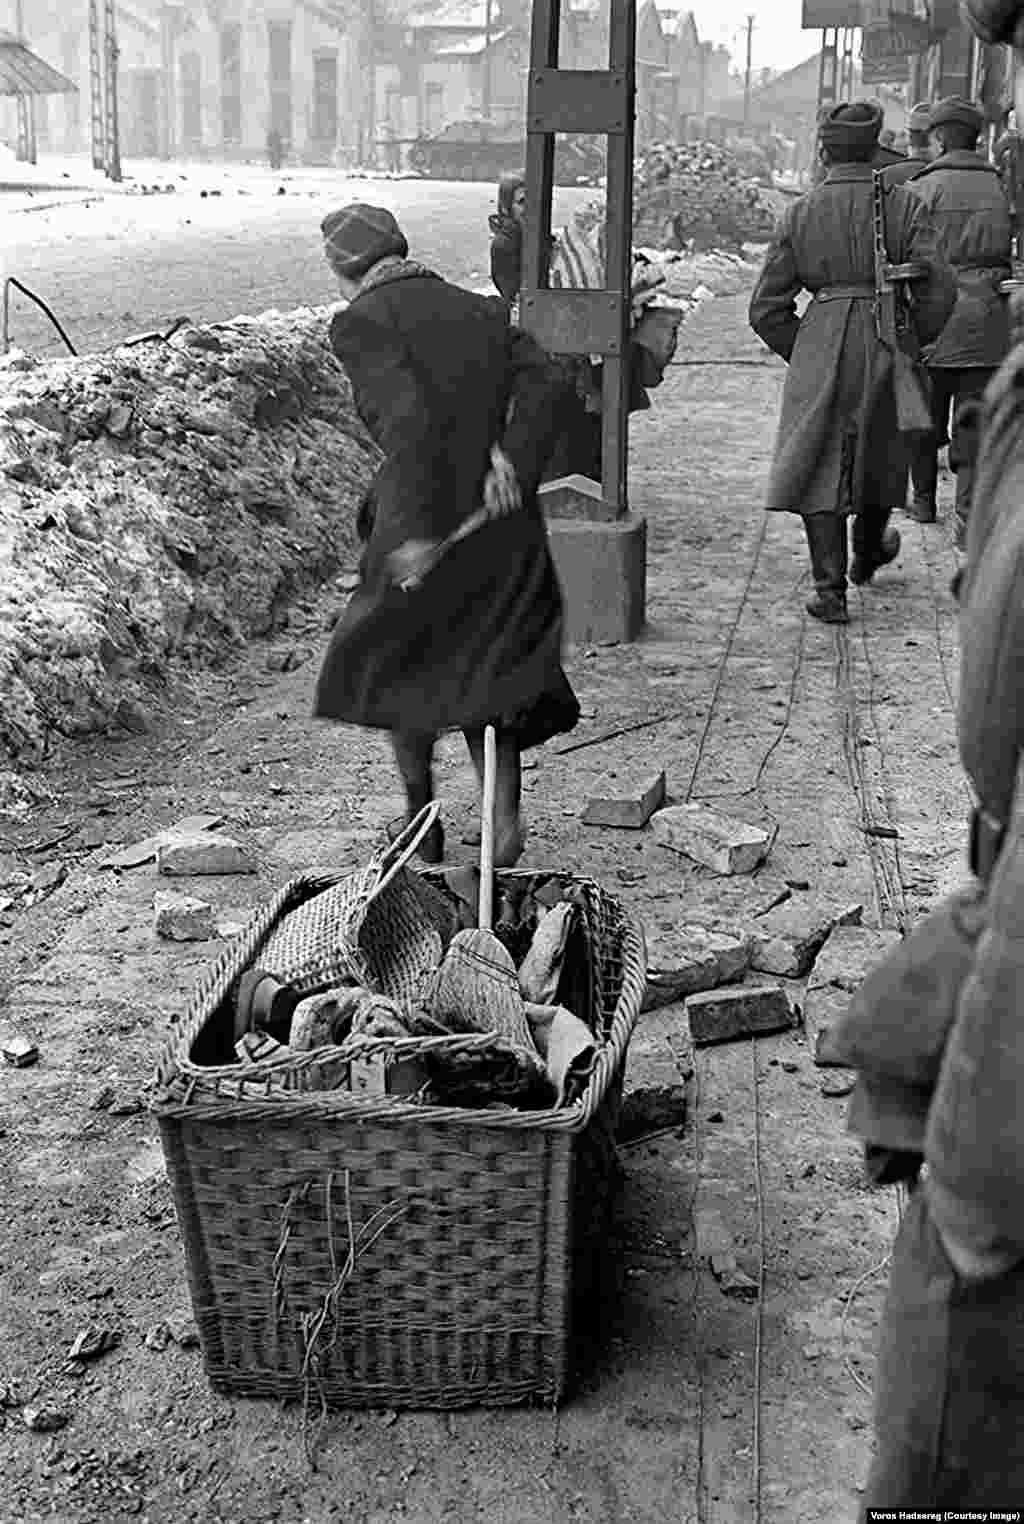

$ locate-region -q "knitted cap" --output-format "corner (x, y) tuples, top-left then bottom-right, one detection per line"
(929, 95), (984, 132)
(819, 100), (884, 151)
(321, 204), (408, 279)
(907, 100), (933, 133)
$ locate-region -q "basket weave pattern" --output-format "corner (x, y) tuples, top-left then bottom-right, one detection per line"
(152, 869), (646, 1409)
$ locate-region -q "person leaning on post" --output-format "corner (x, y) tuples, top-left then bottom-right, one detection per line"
(898, 96), (1012, 543)
(312, 203), (580, 869)
(748, 101), (957, 625)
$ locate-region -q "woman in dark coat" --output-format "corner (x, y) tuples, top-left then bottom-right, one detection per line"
(314, 203), (579, 866)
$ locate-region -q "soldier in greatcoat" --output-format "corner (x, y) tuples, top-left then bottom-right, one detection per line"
(898, 96), (1012, 539)
(313, 204), (579, 866)
(880, 100), (934, 188)
(749, 102), (956, 623)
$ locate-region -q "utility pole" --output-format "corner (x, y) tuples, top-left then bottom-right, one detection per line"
(482, 0), (493, 130)
(104, 0), (121, 181)
(742, 14), (754, 131)
(88, 0), (121, 180)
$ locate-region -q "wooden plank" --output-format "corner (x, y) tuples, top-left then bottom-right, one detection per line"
(520, 0), (559, 297)
(519, 288), (624, 356)
(528, 68), (629, 134)
(600, 0), (635, 516)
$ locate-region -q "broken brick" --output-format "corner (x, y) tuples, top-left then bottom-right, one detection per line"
(156, 833), (255, 877)
(153, 890), (216, 942)
(643, 922), (752, 1011)
(686, 984), (793, 1046)
(620, 1007), (692, 1139)
(582, 770), (667, 829)
(652, 803), (771, 876)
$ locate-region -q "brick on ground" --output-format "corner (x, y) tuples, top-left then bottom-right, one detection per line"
(652, 802), (771, 876)
(643, 921), (752, 1012)
(156, 833), (256, 877)
(748, 901), (863, 979)
(153, 890), (217, 942)
(620, 1006), (693, 1139)
(582, 769), (667, 829)
(804, 923), (903, 1094)
(685, 984), (794, 1047)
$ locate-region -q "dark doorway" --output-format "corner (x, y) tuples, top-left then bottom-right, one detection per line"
(221, 23), (242, 146)
(181, 51), (201, 151)
(312, 50), (338, 150)
(268, 21), (292, 143)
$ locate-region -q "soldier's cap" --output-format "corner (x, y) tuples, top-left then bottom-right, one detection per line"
(819, 100), (883, 150)
(928, 95), (984, 133)
(907, 100), (933, 133)
(321, 204), (408, 279)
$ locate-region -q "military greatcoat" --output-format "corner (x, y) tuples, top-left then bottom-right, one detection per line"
(749, 164), (956, 518)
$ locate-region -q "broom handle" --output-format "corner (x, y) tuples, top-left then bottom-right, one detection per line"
(479, 724), (497, 931)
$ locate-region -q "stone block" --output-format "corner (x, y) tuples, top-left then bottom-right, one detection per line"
(748, 902), (857, 980)
(582, 769), (666, 829)
(156, 832), (256, 877)
(153, 890), (216, 941)
(545, 514), (647, 646)
(620, 1007), (691, 1139)
(686, 984), (793, 1047)
(643, 922), (752, 1012)
(652, 803), (771, 876)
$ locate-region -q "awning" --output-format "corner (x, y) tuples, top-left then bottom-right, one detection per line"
(0, 32), (78, 96)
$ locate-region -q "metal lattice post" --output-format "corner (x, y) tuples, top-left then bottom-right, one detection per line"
(520, 0), (637, 517)
(89, 0), (105, 170)
(104, 0), (122, 181)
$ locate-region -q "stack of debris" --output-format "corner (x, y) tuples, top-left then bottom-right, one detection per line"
(632, 140), (780, 251)
(0, 309), (377, 766)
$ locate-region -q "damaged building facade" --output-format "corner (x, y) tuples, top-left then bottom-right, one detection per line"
(4, 0), (738, 165)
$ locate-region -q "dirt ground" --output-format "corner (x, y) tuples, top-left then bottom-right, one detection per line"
(0, 172), (970, 1524)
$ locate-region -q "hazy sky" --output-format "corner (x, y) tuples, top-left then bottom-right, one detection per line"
(688, 0), (819, 76)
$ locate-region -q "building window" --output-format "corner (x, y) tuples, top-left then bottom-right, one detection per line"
(221, 23), (242, 144)
(312, 50), (338, 143)
(268, 20), (292, 141)
(426, 82), (444, 135)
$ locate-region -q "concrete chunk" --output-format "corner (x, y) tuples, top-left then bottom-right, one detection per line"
(805, 923), (903, 1071)
(582, 769), (667, 829)
(156, 832), (256, 877)
(643, 922), (752, 1012)
(620, 1007), (692, 1139)
(153, 890), (216, 941)
(652, 803), (771, 876)
(686, 984), (793, 1046)
(749, 903), (838, 979)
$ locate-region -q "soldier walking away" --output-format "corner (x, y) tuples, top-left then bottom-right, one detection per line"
(901, 97), (1012, 539)
(826, 292), (1024, 1520)
(313, 204), (579, 867)
(880, 100), (934, 187)
(749, 102), (956, 624)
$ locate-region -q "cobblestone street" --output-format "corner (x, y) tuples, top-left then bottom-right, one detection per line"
(0, 172), (969, 1522)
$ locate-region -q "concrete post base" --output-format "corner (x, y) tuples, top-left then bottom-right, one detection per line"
(540, 477), (647, 646)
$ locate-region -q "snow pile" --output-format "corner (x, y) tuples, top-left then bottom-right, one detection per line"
(0, 308), (377, 764)
(632, 141), (779, 252)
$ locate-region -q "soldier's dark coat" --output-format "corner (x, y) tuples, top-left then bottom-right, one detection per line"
(905, 149), (1012, 369)
(314, 266), (578, 746)
(748, 164), (956, 518)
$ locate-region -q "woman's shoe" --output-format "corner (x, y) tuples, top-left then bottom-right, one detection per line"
(806, 591), (849, 624)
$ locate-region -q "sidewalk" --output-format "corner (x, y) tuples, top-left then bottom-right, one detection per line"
(0, 291), (966, 1524)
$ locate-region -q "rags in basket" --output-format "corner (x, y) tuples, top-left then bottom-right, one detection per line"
(313, 203), (581, 870)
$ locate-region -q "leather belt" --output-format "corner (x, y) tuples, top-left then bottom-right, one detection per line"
(813, 284), (875, 302)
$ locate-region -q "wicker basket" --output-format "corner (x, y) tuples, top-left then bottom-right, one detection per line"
(150, 868), (646, 1411)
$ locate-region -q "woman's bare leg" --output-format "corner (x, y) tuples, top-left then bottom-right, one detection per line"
(463, 725), (525, 868)
(390, 730), (444, 864)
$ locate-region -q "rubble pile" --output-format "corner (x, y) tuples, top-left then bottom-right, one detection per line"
(632, 141), (779, 252)
(0, 309), (377, 764)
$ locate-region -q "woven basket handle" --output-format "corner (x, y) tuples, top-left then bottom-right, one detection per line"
(370, 800), (441, 901)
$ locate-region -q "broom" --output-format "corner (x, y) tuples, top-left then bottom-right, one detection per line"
(428, 725), (535, 1051)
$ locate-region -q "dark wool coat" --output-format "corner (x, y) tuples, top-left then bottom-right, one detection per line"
(880, 151), (931, 188)
(905, 150), (1012, 370)
(749, 163), (957, 518)
(314, 267), (579, 747)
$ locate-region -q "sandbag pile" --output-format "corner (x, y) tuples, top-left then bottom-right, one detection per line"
(0, 309), (377, 767)
(632, 140), (779, 251)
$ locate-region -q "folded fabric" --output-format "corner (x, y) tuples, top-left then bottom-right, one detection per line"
(525, 1001), (597, 1106)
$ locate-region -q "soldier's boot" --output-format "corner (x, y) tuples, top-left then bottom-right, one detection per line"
(851, 506), (901, 586)
(951, 399), (982, 554)
(907, 442), (938, 523)
(803, 514), (849, 624)
(389, 730), (445, 864)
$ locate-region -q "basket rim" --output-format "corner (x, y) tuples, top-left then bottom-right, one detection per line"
(149, 866), (646, 1135)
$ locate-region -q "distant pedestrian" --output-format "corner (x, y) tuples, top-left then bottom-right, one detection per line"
(749, 101), (956, 623)
(314, 203), (579, 866)
(900, 96), (1012, 542)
